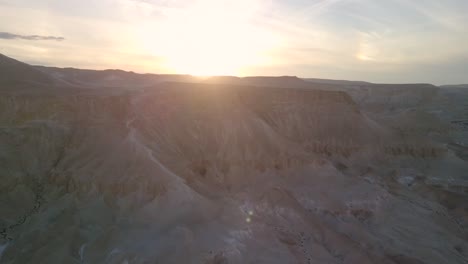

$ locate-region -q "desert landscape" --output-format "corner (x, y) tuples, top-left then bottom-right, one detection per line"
(0, 53), (467, 263)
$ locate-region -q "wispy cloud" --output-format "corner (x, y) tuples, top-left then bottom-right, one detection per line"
(0, 32), (64, 41)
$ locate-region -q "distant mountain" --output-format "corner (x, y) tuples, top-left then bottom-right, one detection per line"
(34, 66), (198, 88)
(204, 75), (313, 88)
(303, 78), (372, 86)
(3, 52), (468, 91)
(0, 53), (55, 88)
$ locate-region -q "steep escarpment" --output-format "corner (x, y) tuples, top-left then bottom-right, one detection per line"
(343, 84), (440, 113)
(0, 83), (383, 196)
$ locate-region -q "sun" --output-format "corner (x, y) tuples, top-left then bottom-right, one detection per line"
(140, 0), (279, 76)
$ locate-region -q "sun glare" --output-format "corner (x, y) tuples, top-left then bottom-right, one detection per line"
(141, 0), (279, 76)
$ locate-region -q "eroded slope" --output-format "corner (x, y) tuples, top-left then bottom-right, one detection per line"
(1, 80), (467, 264)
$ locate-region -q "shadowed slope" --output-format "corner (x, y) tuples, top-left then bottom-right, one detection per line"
(0, 54), (55, 88)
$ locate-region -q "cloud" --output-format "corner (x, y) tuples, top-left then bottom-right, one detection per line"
(0, 32), (64, 41)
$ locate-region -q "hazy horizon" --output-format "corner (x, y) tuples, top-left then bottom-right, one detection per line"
(1, 0), (468, 85)
(1, 2), (468, 263)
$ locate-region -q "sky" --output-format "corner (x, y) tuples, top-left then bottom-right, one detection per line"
(0, 0), (467, 84)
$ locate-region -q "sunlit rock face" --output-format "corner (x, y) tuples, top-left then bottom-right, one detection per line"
(1, 54), (468, 264)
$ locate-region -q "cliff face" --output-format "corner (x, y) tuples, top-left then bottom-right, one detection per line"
(338, 84), (439, 115)
(1, 55), (467, 264)
(0, 83), (382, 197)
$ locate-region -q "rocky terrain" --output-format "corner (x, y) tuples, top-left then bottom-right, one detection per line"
(0, 53), (467, 263)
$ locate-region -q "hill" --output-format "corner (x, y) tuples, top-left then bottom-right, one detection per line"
(0, 54), (55, 88)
